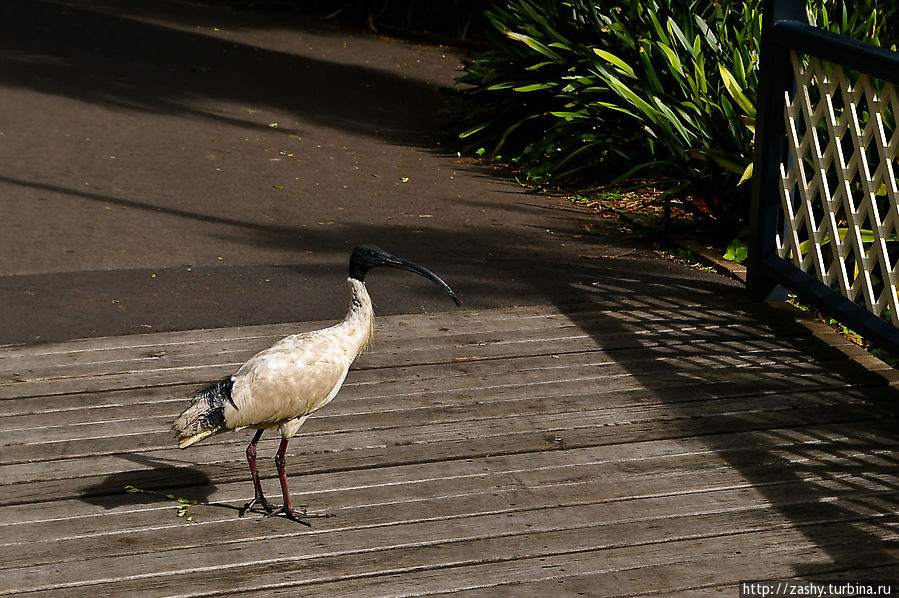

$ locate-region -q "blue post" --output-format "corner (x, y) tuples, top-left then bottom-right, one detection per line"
(747, 0), (806, 301)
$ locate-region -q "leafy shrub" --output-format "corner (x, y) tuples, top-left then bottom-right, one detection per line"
(452, 0), (898, 236)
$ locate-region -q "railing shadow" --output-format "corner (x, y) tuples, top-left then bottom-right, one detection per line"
(560, 290), (899, 576)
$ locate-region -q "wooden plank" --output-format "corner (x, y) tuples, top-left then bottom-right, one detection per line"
(5, 454), (898, 570)
(8, 442), (899, 592)
(9, 507), (896, 596)
(1, 301), (896, 597)
(658, 569), (899, 598)
(0, 336), (851, 418)
(210, 518), (899, 598)
(431, 559), (899, 597)
(0, 299), (815, 392)
(3, 447), (897, 567)
(4, 467), (896, 570)
(0, 386), (887, 464)
(4, 400), (897, 509)
(0, 318), (805, 396)
(0, 296), (779, 361)
(3, 358), (890, 458)
(1, 374), (877, 448)
(3, 395), (894, 505)
(0, 355), (863, 432)
(4, 416), (896, 526)
(0, 327), (872, 401)
(0, 304), (733, 372)
(0, 303), (781, 365)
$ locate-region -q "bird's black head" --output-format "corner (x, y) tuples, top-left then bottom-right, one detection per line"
(348, 244), (461, 307)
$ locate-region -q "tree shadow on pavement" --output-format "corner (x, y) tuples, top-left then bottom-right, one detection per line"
(0, 0), (445, 145)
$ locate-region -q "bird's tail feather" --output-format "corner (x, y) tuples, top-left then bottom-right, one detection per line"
(172, 377), (235, 449)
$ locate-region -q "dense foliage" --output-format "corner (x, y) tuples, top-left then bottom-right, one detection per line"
(452, 0), (898, 235)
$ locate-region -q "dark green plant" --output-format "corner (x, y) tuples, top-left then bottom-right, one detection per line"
(452, 0), (898, 235)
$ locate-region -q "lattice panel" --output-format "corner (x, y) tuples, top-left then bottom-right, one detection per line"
(778, 50), (899, 326)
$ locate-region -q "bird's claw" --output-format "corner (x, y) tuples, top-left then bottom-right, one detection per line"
(263, 505), (336, 525)
(239, 495), (275, 517)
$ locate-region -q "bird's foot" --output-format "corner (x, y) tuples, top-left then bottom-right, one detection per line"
(239, 494), (276, 517)
(264, 505), (336, 525)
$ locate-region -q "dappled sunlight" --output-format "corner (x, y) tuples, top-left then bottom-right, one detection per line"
(553, 286), (899, 578)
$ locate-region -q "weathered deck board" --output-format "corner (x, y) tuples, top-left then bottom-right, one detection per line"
(1, 302), (897, 596)
(0, 311), (809, 398)
(4, 391), (889, 505)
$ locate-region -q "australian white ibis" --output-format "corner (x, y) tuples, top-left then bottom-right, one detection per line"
(173, 244), (461, 523)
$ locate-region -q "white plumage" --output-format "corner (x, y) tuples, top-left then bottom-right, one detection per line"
(175, 278), (373, 449)
(173, 245), (459, 523)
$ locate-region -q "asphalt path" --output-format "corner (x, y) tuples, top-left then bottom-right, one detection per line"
(0, 0), (738, 345)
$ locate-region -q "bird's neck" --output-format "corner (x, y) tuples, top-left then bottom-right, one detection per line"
(342, 277), (374, 355)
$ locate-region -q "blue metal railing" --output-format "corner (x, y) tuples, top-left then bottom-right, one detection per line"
(748, 0), (899, 354)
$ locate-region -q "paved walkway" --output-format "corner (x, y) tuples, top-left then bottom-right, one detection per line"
(0, 0), (727, 346)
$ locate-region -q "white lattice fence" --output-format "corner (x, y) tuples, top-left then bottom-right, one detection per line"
(778, 50), (899, 326)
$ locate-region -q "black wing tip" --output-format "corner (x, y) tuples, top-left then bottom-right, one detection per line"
(196, 376), (237, 408)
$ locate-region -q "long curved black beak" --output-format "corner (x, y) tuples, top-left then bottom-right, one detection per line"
(385, 255), (462, 307)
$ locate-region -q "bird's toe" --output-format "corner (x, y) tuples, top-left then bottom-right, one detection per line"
(239, 495), (276, 517)
(263, 505), (335, 525)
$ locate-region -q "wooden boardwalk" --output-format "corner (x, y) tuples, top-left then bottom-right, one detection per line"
(1, 296), (898, 596)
